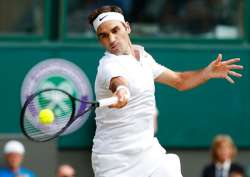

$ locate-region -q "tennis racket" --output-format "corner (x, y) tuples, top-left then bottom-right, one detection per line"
(20, 88), (118, 142)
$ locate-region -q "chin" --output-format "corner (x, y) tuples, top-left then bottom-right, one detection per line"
(110, 49), (122, 55)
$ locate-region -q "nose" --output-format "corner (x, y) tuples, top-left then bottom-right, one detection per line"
(109, 33), (115, 43)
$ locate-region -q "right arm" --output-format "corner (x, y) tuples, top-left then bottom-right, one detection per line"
(99, 58), (130, 108)
(109, 76), (130, 108)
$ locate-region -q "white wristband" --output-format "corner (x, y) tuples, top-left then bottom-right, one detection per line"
(115, 85), (131, 99)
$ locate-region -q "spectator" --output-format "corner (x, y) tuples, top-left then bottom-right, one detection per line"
(202, 134), (245, 177)
(0, 140), (36, 177)
(57, 164), (75, 177)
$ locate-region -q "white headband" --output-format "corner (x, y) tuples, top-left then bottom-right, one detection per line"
(93, 12), (125, 31)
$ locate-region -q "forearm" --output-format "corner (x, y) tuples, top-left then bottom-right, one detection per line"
(109, 76), (130, 108)
(176, 67), (211, 91)
(155, 66), (211, 91)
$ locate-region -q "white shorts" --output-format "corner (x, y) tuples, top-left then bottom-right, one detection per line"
(92, 138), (182, 177)
(92, 138), (166, 177)
(150, 154), (183, 177)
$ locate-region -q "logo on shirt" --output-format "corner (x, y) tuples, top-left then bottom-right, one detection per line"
(21, 59), (93, 135)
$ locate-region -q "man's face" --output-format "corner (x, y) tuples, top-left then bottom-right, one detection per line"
(216, 142), (232, 162)
(96, 20), (131, 55)
(5, 153), (23, 169)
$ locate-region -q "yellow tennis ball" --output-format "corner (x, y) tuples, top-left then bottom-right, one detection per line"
(39, 109), (54, 125)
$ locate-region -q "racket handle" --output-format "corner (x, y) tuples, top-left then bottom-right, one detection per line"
(98, 97), (118, 107)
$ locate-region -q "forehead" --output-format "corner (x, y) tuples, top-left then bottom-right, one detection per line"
(217, 141), (231, 148)
(6, 153), (23, 157)
(97, 20), (123, 33)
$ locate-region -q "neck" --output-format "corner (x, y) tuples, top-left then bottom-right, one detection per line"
(128, 42), (140, 60)
(217, 160), (231, 165)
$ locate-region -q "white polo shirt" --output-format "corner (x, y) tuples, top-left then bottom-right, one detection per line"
(92, 45), (167, 177)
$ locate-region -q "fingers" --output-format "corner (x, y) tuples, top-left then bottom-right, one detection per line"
(225, 75), (235, 84)
(222, 58), (240, 65)
(225, 65), (243, 84)
(109, 88), (129, 109)
(227, 64), (243, 70)
(212, 54), (242, 84)
(110, 96), (128, 108)
(228, 71), (242, 78)
(215, 53), (222, 64)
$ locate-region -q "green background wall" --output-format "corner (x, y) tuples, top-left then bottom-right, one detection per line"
(0, 43), (249, 148)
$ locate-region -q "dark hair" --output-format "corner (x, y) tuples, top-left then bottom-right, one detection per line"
(88, 5), (123, 25)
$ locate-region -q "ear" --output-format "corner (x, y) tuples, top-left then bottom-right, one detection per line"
(125, 22), (131, 34)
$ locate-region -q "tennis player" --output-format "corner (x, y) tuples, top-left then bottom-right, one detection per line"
(88, 5), (243, 177)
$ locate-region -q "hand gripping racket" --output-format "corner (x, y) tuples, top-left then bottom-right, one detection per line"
(20, 88), (118, 142)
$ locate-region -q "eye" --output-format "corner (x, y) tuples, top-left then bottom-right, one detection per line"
(99, 33), (108, 39)
(112, 27), (120, 34)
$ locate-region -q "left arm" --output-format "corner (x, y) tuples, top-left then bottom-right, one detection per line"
(155, 54), (243, 91)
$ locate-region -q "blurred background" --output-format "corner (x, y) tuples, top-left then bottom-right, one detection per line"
(0, 0), (249, 177)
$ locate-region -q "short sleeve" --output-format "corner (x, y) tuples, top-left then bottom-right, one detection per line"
(98, 58), (127, 89)
(144, 51), (167, 79)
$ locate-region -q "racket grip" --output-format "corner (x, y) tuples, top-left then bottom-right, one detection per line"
(98, 97), (118, 107)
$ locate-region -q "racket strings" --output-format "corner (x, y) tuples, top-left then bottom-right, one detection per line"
(22, 90), (74, 141)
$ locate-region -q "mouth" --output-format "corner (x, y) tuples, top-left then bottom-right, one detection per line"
(110, 43), (119, 51)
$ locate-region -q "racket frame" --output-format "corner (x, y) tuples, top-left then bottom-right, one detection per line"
(20, 88), (115, 142)
(20, 88), (90, 142)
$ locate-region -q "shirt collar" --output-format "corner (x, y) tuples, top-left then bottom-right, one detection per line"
(105, 44), (144, 59)
(216, 160), (231, 170)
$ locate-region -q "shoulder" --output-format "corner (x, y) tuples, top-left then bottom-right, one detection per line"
(20, 167), (36, 177)
(97, 53), (119, 73)
(230, 162), (245, 172)
(97, 55), (117, 73)
(203, 163), (215, 172)
(0, 167), (10, 172)
(99, 52), (118, 65)
(0, 168), (11, 176)
(201, 163), (215, 177)
(140, 48), (157, 64)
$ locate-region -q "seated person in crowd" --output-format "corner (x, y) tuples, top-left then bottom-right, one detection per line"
(0, 140), (36, 177)
(202, 134), (245, 177)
